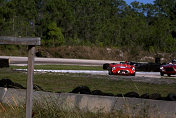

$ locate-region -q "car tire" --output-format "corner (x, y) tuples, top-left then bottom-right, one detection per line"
(108, 70), (113, 75)
(92, 90), (103, 95)
(167, 74), (171, 76)
(108, 67), (113, 75)
(166, 93), (176, 101)
(149, 93), (162, 100)
(103, 63), (109, 70)
(131, 72), (135, 76)
(71, 86), (91, 94)
(124, 92), (139, 98)
(140, 93), (149, 99)
(160, 72), (164, 76)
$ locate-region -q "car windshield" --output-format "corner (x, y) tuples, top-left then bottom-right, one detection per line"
(116, 65), (127, 68)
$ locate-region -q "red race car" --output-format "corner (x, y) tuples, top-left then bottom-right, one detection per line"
(103, 61), (136, 76)
(160, 60), (176, 76)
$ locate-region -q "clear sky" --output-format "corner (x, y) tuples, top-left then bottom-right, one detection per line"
(125, 0), (154, 5)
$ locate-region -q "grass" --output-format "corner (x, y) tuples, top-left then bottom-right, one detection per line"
(10, 65), (103, 70)
(0, 100), (150, 118)
(0, 67), (176, 117)
(0, 67), (176, 97)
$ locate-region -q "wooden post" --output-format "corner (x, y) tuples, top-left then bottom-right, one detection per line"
(26, 45), (35, 118)
(0, 36), (41, 118)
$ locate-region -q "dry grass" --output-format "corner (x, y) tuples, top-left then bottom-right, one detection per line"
(1, 45), (176, 62)
(32, 46), (176, 62)
(1, 68), (176, 97)
(0, 68), (175, 117)
(0, 99), (164, 118)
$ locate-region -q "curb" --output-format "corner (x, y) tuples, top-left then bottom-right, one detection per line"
(0, 87), (175, 117)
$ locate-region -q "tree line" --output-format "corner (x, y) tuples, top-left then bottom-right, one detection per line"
(0, 0), (176, 53)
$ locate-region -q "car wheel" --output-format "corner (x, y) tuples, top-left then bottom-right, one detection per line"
(160, 72), (164, 76)
(108, 68), (113, 75)
(131, 72), (135, 76)
(108, 70), (113, 75)
(167, 74), (171, 76)
(103, 63), (109, 70)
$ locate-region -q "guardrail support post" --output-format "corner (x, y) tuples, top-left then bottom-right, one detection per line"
(26, 45), (35, 118)
(0, 36), (41, 118)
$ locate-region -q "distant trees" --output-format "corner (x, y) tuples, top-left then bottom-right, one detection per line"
(46, 22), (64, 47)
(0, 0), (176, 53)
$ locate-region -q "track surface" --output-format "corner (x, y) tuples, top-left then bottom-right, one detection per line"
(2, 57), (176, 117)
(1, 56), (176, 79)
(15, 69), (176, 84)
(0, 56), (119, 66)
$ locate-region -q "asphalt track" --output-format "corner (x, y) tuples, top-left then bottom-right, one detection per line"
(15, 69), (176, 84)
(16, 69), (161, 78)
(0, 56), (176, 78)
(0, 56), (119, 66)
(1, 58), (176, 117)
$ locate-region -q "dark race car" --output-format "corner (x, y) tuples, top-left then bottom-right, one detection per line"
(103, 61), (135, 76)
(160, 61), (176, 76)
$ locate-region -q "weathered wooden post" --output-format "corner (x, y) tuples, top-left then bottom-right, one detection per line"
(26, 45), (35, 118)
(0, 36), (41, 118)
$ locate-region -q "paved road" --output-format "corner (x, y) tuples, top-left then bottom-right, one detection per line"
(0, 56), (119, 66)
(16, 68), (160, 77)
(1, 56), (176, 79)
(15, 69), (176, 84)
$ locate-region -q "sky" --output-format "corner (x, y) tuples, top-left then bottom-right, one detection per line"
(125, 0), (154, 5)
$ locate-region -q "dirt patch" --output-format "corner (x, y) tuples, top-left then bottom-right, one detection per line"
(1, 45), (175, 62)
(35, 46), (176, 63)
